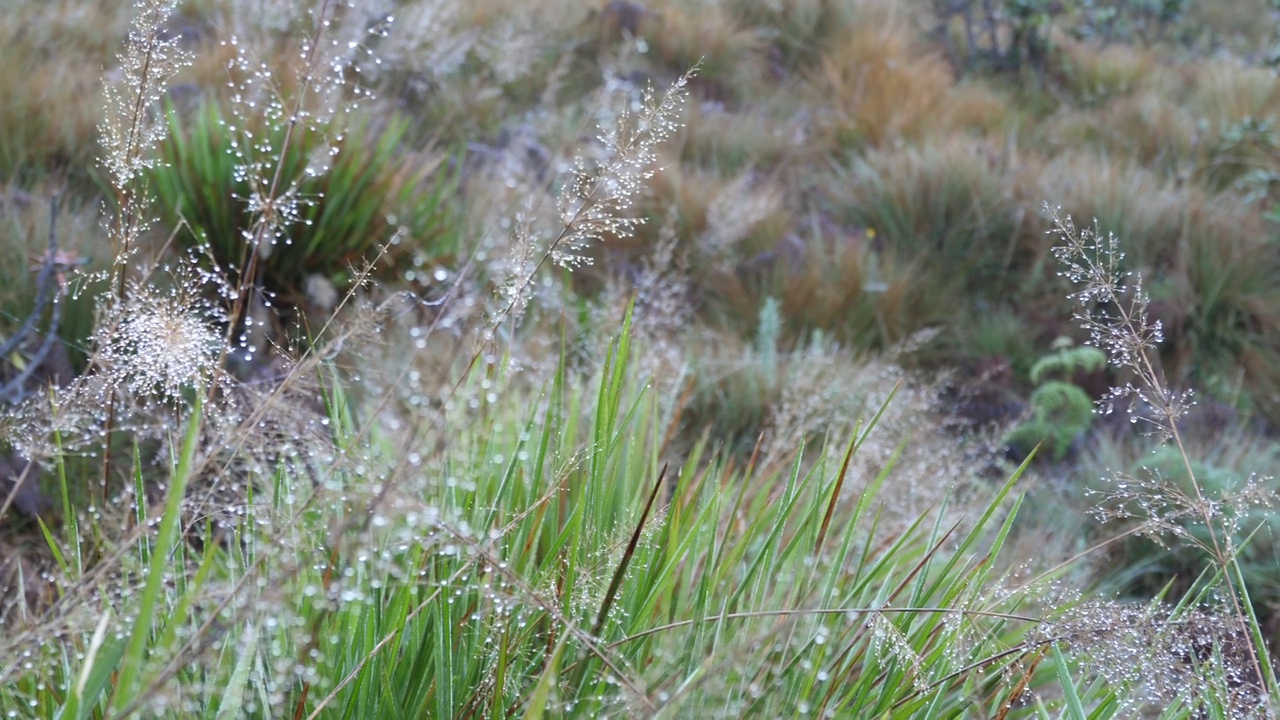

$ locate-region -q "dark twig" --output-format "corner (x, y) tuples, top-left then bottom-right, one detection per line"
(0, 195), (68, 405)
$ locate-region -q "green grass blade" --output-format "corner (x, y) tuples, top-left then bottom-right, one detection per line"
(109, 395), (203, 713)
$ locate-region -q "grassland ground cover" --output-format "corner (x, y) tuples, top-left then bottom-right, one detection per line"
(4, 0), (1280, 716)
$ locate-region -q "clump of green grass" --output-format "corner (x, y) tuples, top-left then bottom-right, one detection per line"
(152, 102), (460, 295)
(729, 0), (849, 71)
(1035, 152), (1280, 422)
(809, 8), (954, 149)
(707, 223), (948, 352)
(828, 139), (1027, 303)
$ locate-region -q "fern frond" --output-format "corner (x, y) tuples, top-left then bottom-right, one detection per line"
(1030, 343), (1107, 384)
(1029, 380), (1095, 430)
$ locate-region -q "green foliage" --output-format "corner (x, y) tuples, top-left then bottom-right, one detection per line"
(709, 225), (945, 354)
(682, 348), (778, 454)
(1005, 381), (1094, 461)
(1030, 338), (1107, 384)
(1007, 339), (1103, 461)
(947, 306), (1041, 379)
(151, 102), (460, 292)
(1068, 0), (1189, 44)
(682, 298), (888, 456)
(1203, 116), (1280, 192)
(8, 1), (1280, 717)
(1162, 225), (1280, 423)
(932, 0), (1063, 74)
(934, 0), (1188, 79)
(7, 321), (1072, 718)
(728, 0), (846, 70)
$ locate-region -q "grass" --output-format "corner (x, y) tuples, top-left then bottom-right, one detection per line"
(828, 139), (1027, 302)
(0, 3), (133, 188)
(3, 0), (1280, 717)
(0, 301), (1064, 717)
(808, 6), (954, 150)
(152, 101), (460, 294)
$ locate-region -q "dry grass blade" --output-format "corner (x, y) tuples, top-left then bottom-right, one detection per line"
(592, 463), (668, 638)
(813, 431), (858, 557)
(992, 647), (1045, 720)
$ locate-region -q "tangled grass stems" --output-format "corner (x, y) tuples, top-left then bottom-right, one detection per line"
(0, 6), (405, 706)
(204, 0), (369, 404)
(80, 22), (699, 716)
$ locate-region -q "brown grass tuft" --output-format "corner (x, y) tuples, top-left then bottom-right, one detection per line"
(0, 3), (137, 184)
(808, 6), (953, 148)
(643, 0), (767, 103)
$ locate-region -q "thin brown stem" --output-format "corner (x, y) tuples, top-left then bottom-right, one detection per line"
(206, 0), (337, 406)
(100, 5), (168, 507)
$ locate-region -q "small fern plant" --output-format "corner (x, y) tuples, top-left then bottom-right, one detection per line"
(1006, 336), (1106, 461)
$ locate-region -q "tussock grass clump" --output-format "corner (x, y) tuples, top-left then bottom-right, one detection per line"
(678, 101), (808, 172)
(0, 2), (138, 186)
(153, 102), (459, 293)
(640, 0), (766, 103)
(1032, 151), (1255, 267)
(1042, 86), (1196, 170)
(1035, 155), (1280, 420)
(637, 164), (791, 272)
(729, 0), (852, 72)
(1057, 39), (1157, 105)
(707, 225), (953, 353)
(946, 305), (1044, 380)
(1186, 61), (1280, 134)
(1037, 57), (1280, 180)
(1160, 222), (1280, 418)
(831, 139), (1027, 302)
(809, 8), (954, 149)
